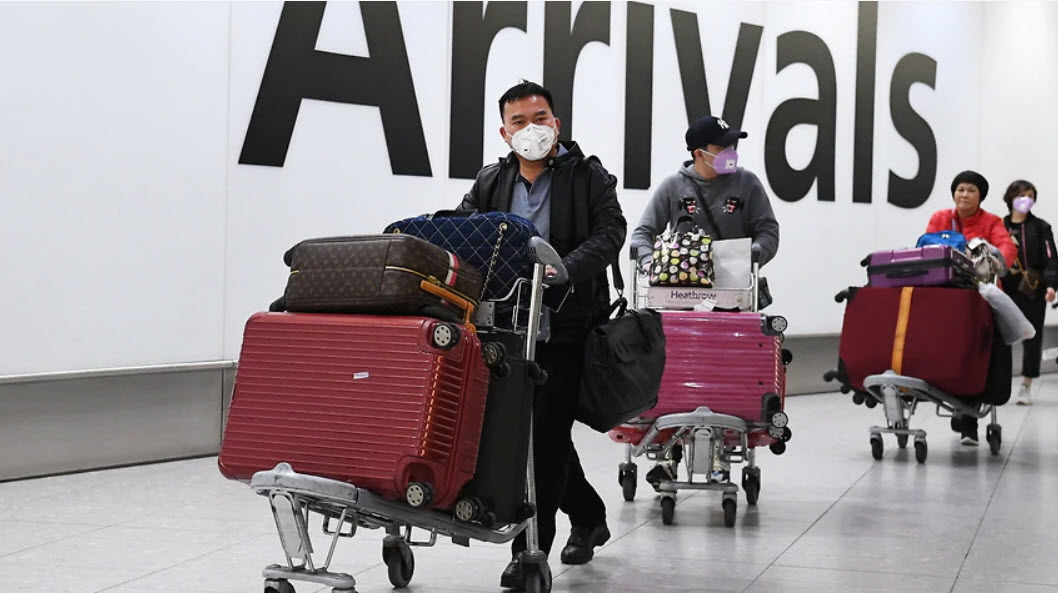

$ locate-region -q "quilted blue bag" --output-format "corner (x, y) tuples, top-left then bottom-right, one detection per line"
(384, 211), (539, 301)
(916, 230), (967, 252)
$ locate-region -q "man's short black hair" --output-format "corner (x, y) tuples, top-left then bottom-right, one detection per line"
(498, 80), (555, 120)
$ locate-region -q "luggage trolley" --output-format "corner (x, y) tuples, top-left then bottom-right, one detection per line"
(610, 240), (792, 527)
(824, 244), (1011, 463)
(246, 237), (566, 593)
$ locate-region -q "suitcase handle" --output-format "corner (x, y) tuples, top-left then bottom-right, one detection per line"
(885, 269), (929, 278)
(420, 280), (476, 324)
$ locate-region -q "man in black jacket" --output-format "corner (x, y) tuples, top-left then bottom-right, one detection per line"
(460, 81), (626, 590)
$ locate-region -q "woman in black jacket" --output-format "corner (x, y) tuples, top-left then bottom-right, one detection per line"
(1002, 179), (1058, 405)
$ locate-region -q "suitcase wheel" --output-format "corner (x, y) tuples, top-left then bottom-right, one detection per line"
(405, 482), (434, 507)
(769, 441), (787, 455)
(481, 342), (507, 367)
(430, 323), (461, 350)
(769, 411), (789, 429)
(763, 315), (788, 336)
(453, 497), (482, 523)
(782, 349), (794, 366)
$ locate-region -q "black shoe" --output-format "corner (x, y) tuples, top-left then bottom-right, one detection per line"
(500, 558), (525, 591)
(645, 463), (677, 491)
(560, 523), (611, 565)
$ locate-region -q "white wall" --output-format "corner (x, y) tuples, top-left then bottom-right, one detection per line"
(1, 1), (1054, 375)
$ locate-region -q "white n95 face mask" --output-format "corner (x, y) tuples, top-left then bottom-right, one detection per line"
(508, 123), (556, 161)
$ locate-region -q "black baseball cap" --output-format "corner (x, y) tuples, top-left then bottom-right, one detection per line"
(685, 116), (748, 150)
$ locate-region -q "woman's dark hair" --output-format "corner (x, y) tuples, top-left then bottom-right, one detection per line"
(950, 170), (989, 201)
(1002, 179), (1038, 211)
(498, 80), (555, 120)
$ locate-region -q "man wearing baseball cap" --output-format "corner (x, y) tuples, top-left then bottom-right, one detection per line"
(629, 115), (780, 489)
(631, 115), (779, 271)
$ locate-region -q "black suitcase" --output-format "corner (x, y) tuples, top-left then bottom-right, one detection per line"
(275, 234), (483, 319)
(461, 331), (535, 526)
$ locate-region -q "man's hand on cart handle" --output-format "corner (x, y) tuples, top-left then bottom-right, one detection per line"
(637, 254), (653, 273)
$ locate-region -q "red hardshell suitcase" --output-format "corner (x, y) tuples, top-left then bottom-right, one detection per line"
(609, 311), (785, 446)
(837, 286), (994, 396)
(218, 312), (490, 509)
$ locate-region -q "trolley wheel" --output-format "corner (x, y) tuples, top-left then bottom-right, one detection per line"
(742, 471), (761, 506)
(852, 391), (866, 405)
(914, 439), (928, 464)
(660, 496), (675, 525)
(896, 434), (909, 449)
(430, 323), (460, 350)
(769, 441), (787, 455)
(405, 482), (433, 507)
(383, 541), (415, 588)
(619, 464), (637, 502)
(722, 498), (737, 527)
(870, 434), (884, 460)
(523, 560), (552, 593)
(263, 579), (295, 593)
(987, 424), (1002, 456)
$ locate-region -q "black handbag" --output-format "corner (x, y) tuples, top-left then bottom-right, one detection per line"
(576, 263), (666, 432)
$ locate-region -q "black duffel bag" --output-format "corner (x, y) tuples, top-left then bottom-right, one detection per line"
(576, 264), (666, 432)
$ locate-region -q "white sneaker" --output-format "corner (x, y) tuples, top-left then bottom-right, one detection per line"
(1016, 384), (1033, 406)
(961, 436), (979, 447)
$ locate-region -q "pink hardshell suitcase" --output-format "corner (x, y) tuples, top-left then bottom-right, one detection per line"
(609, 311), (785, 447)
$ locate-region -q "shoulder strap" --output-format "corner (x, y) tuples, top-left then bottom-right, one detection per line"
(578, 154), (625, 295)
(689, 181), (725, 240)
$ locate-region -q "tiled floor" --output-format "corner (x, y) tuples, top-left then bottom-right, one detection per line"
(3, 380), (1057, 593)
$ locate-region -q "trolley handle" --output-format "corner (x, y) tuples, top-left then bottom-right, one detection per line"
(528, 237), (568, 285)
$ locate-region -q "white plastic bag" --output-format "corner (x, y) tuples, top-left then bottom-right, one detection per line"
(977, 283), (1036, 344)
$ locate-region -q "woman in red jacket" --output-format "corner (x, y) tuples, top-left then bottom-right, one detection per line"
(925, 170), (1015, 446)
(926, 170), (1017, 267)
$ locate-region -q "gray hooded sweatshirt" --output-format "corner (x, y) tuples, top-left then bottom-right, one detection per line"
(631, 162), (780, 266)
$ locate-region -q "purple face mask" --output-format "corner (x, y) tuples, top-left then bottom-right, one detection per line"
(1013, 195), (1035, 214)
(705, 147), (738, 174)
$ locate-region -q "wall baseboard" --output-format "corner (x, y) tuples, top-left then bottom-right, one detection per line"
(3, 331), (1054, 481)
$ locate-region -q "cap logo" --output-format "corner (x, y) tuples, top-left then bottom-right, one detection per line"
(716, 118), (730, 129)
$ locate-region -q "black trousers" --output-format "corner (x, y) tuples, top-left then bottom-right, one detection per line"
(955, 326), (1013, 436)
(512, 340), (606, 557)
(1004, 283), (1047, 378)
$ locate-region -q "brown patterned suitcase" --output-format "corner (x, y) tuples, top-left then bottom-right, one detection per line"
(281, 234), (483, 319)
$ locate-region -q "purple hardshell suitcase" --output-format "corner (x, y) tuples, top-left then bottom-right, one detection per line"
(865, 245), (975, 288)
